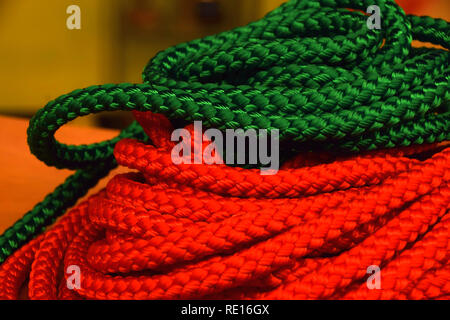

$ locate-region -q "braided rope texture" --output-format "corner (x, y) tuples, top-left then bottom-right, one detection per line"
(1, 0), (448, 263)
(0, 111), (449, 299)
(0, 0), (448, 299)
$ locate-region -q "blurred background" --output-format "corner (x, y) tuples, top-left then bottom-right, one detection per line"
(0, 0), (448, 129)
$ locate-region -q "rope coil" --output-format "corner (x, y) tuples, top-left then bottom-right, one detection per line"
(0, 111), (449, 299)
(0, 0), (449, 299)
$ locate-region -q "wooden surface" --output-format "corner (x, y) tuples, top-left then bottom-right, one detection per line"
(0, 115), (124, 234)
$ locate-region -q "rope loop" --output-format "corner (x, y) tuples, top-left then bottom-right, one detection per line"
(1, 0), (449, 271)
(1, 112), (449, 299)
(28, 0), (449, 171)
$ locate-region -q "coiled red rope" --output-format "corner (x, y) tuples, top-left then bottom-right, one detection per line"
(0, 111), (449, 300)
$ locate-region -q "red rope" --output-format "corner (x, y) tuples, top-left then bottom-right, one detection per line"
(0, 112), (449, 300)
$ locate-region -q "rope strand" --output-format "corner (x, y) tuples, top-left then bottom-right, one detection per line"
(0, 0), (448, 300)
(0, 111), (448, 299)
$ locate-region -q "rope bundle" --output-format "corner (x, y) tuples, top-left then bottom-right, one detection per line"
(0, 0), (449, 299)
(0, 111), (449, 299)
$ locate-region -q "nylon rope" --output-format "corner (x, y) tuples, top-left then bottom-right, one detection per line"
(0, 0), (448, 299)
(0, 111), (449, 299)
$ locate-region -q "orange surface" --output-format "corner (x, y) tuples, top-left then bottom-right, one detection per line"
(396, 0), (449, 20)
(0, 115), (126, 234)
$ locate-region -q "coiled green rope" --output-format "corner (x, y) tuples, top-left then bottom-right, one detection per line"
(0, 0), (449, 263)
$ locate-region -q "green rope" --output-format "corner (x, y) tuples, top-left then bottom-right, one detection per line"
(1, 0), (449, 263)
